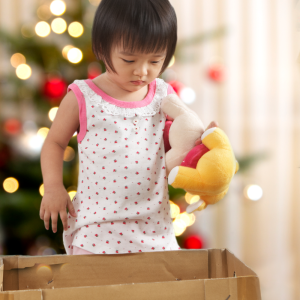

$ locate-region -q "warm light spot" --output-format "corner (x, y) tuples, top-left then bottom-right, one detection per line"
(39, 184), (44, 196)
(68, 22), (84, 38)
(51, 18), (67, 34)
(3, 177), (19, 193)
(37, 4), (52, 20)
(50, 0), (66, 16)
(180, 87), (196, 104)
(64, 146), (75, 162)
(36, 264), (53, 277)
(185, 193), (200, 204)
(67, 48), (83, 63)
(89, 0), (101, 6)
(173, 218), (187, 236)
(175, 212), (196, 227)
(62, 45), (74, 59)
(168, 56), (175, 68)
(29, 135), (45, 152)
(68, 190), (77, 201)
(175, 212), (191, 227)
(48, 107), (59, 121)
(187, 213), (196, 226)
(169, 200), (180, 219)
(11, 53), (26, 68)
(16, 64), (32, 80)
(37, 127), (50, 139)
(35, 21), (51, 37)
(244, 184), (263, 201)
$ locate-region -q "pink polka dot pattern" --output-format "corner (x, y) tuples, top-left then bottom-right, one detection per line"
(63, 78), (181, 254)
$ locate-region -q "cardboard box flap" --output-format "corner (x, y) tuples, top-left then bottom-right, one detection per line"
(3, 250), (209, 291)
(0, 290), (42, 300)
(208, 249), (258, 279)
(225, 250), (257, 278)
(204, 278), (237, 300)
(237, 276), (261, 300)
(203, 277), (261, 300)
(0, 257), (19, 272)
(208, 249), (228, 278)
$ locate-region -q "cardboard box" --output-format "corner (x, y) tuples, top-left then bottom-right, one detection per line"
(0, 248), (261, 300)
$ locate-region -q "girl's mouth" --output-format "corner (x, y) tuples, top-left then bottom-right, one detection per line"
(131, 80), (144, 85)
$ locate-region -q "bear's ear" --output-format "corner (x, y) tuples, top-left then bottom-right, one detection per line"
(235, 160), (239, 174)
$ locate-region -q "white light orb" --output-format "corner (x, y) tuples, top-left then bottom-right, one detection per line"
(35, 21), (51, 37)
(51, 18), (67, 34)
(16, 64), (32, 80)
(244, 184), (263, 201)
(67, 48), (83, 64)
(180, 87), (196, 104)
(68, 22), (84, 38)
(50, 0), (66, 16)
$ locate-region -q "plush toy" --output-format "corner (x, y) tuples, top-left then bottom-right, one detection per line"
(161, 94), (239, 214)
(161, 94), (205, 175)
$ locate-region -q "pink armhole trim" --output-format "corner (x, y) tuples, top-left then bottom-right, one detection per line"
(67, 83), (87, 143)
(167, 84), (176, 95)
(85, 79), (157, 108)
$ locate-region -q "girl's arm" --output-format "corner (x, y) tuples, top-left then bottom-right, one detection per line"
(40, 90), (80, 233)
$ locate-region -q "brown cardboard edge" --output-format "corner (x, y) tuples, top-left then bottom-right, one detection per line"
(0, 289), (42, 300)
(41, 280), (206, 300)
(0, 259), (3, 292)
(4, 251), (201, 270)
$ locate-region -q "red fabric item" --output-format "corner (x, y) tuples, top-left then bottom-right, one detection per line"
(164, 120), (173, 152)
(181, 144), (210, 169)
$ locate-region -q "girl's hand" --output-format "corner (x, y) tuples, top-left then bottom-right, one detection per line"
(194, 121), (219, 146)
(39, 185), (77, 233)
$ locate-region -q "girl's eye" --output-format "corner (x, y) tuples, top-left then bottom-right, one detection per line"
(152, 61), (160, 64)
(123, 59), (134, 63)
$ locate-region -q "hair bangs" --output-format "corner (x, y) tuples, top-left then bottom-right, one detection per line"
(92, 0), (177, 74)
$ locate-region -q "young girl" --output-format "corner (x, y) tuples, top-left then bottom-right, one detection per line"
(40, 0), (215, 255)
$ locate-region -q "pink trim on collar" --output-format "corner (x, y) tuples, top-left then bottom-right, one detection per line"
(84, 78), (157, 108)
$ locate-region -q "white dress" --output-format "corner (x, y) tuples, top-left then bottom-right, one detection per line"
(63, 77), (181, 254)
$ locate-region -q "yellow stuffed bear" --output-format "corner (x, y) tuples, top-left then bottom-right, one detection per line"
(161, 94), (239, 214)
(168, 127), (239, 213)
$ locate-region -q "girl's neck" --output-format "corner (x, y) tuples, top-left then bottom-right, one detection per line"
(92, 73), (149, 102)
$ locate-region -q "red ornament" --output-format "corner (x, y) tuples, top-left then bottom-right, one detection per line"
(43, 77), (67, 100)
(207, 65), (224, 82)
(3, 118), (22, 135)
(184, 235), (203, 249)
(167, 80), (185, 96)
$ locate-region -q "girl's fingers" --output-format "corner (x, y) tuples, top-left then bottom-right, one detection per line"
(39, 207), (45, 220)
(60, 210), (68, 231)
(51, 212), (58, 233)
(43, 211), (50, 230)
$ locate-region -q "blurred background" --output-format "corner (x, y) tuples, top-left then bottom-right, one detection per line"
(0, 0), (299, 299)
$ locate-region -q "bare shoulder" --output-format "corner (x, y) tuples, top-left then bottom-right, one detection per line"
(45, 90), (80, 149)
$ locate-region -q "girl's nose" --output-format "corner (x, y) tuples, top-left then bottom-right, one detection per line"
(133, 64), (148, 77)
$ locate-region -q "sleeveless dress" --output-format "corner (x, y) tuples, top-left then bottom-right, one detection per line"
(63, 77), (181, 254)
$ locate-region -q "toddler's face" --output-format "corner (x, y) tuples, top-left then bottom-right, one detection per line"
(105, 44), (166, 92)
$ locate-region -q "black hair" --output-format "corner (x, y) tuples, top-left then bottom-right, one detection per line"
(92, 0), (177, 75)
